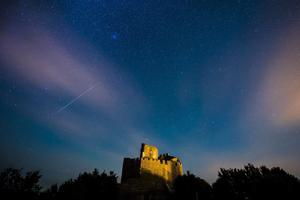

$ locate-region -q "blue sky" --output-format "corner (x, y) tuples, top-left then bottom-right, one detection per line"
(0, 0), (300, 186)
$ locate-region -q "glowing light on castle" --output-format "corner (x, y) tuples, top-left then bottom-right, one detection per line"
(121, 143), (183, 187)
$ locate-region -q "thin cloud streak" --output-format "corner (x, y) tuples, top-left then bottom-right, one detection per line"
(0, 23), (146, 122)
(0, 23), (150, 156)
(0, 28), (114, 111)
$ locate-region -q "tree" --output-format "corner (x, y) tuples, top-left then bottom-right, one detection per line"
(40, 184), (58, 200)
(0, 168), (42, 199)
(56, 169), (118, 200)
(173, 171), (212, 200)
(212, 164), (300, 200)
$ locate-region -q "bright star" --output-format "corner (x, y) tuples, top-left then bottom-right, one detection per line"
(111, 32), (118, 40)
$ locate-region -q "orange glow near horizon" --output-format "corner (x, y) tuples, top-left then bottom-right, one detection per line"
(258, 28), (300, 127)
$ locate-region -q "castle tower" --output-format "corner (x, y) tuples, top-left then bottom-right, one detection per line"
(121, 143), (183, 188)
(140, 143), (158, 159)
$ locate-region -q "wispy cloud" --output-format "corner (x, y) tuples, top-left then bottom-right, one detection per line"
(251, 27), (300, 128)
(172, 25), (300, 181)
(0, 26), (126, 115)
(0, 23), (150, 163)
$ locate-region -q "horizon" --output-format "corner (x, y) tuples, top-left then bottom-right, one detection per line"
(1, 0), (300, 187)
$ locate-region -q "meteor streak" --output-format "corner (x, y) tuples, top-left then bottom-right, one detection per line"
(56, 83), (98, 113)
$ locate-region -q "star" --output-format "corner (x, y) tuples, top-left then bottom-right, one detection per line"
(111, 32), (119, 40)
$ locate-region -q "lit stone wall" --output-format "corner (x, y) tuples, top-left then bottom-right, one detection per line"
(140, 157), (183, 184)
(140, 143), (159, 159)
(121, 143), (183, 188)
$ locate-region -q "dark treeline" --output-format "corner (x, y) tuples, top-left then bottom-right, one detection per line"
(1, 164), (300, 200)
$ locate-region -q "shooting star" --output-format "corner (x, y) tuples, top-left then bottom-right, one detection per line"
(56, 83), (99, 113)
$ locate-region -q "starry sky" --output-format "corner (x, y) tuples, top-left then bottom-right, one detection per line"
(1, 0), (300, 186)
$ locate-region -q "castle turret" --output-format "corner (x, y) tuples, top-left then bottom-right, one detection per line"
(121, 143), (183, 187)
(140, 143), (159, 159)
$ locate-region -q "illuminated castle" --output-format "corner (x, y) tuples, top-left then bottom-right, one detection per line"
(121, 143), (183, 189)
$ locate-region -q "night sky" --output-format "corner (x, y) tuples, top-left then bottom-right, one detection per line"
(1, 0), (300, 186)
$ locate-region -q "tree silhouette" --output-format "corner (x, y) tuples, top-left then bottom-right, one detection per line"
(55, 169), (118, 200)
(173, 171), (213, 200)
(212, 164), (300, 200)
(2, 164), (300, 200)
(40, 184), (58, 200)
(0, 168), (42, 199)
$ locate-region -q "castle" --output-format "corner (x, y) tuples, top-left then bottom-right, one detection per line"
(121, 143), (183, 192)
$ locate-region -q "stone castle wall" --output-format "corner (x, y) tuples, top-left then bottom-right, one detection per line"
(140, 157), (183, 184)
(140, 143), (159, 159)
(121, 158), (140, 183)
(121, 143), (183, 187)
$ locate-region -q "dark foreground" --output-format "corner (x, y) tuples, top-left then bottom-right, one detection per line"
(1, 164), (299, 200)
